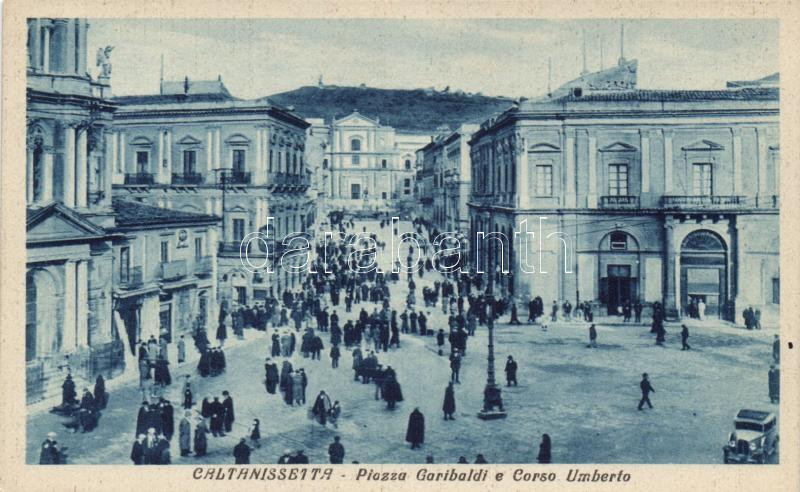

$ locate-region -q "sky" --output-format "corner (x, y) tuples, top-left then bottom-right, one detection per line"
(86, 19), (779, 99)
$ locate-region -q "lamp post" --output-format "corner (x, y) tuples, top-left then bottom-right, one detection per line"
(478, 239), (506, 420)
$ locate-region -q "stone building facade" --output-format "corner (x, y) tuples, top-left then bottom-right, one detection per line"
(326, 111), (427, 215)
(468, 60), (779, 324)
(418, 124), (479, 234)
(110, 199), (220, 368)
(25, 18), (123, 403)
(110, 78), (313, 306)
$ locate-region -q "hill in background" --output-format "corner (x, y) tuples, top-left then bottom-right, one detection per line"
(265, 85), (514, 134)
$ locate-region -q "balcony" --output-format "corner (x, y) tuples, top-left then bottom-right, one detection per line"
(194, 256), (213, 277)
(117, 266), (143, 290)
(600, 195), (640, 209)
(171, 172), (204, 185)
(124, 173), (155, 185)
(220, 171), (251, 185)
(160, 259), (187, 281)
(660, 195), (744, 209)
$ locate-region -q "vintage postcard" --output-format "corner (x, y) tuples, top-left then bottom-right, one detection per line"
(1, 1), (797, 491)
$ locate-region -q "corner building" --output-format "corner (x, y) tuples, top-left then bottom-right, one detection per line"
(468, 61), (779, 324)
(111, 78), (313, 306)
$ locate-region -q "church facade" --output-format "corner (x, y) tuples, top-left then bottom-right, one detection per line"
(468, 59), (779, 325)
(25, 18), (124, 403)
(325, 112), (427, 215)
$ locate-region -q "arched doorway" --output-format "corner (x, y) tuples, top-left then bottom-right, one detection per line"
(680, 230), (727, 318)
(26, 268), (61, 361)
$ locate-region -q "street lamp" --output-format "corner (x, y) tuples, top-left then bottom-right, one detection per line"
(478, 240), (506, 420)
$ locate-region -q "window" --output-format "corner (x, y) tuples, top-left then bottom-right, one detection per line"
(136, 151), (149, 174)
(381, 159), (387, 169)
(350, 138), (361, 152)
(535, 165), (553, 196)
(610, 232), (628, 250)
(235, 286), (247, 305)
(183, 150), (196, 174)
(160, 240), (169, 264)
(292, 153), (297, 174)
(195, 237), (203, 260)
(120, 247), (130, 282)
(404, 188), (411, 195)
(773, 277), (780, 304)
(404, 178), (411, 187)
(351, 183), (361, 199)
(352, 154), (360, 166)
(382, 192), (387, 199)
(405, 159), (411, 170)
(269, 150), (273, 173)
(322, 158), (328, 170)
(692, 163), (713, 196)
(233, 149), (246, 173)
(233, 219), (246, 244)
(608, 163), (628, 196)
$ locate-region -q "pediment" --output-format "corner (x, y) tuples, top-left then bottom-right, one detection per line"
(178, 135), (202, 145)
(600, 141), (637, 152)
(682, 140), (724, 152)
(225, 133), (251, 145)
(334, 112), (380, 128)
(529, 142), (561, 153)
(130, 136), (153, 146)
(27, 202), (107, 243)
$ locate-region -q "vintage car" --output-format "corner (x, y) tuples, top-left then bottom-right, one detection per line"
(723, 409), (778, 464)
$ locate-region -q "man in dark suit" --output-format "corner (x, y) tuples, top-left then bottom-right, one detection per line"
(637, 373), (655, 410)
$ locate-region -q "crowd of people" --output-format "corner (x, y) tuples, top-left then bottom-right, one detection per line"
(39, 215), (779, 466)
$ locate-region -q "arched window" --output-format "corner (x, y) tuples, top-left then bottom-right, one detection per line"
(350, 138), (361, 152)
(404, 159), (412, 170)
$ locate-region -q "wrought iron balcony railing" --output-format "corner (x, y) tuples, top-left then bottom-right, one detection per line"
(600, 195), (640, 208)
(124, 173), (155, 185)
(172, 172), (204, 185)
(160, 259), (187, 281)
(660, 195), (744, 209)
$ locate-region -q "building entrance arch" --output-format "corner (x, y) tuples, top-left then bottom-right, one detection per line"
(680, 230), (727, 319)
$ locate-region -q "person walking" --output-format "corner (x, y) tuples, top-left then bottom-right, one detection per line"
(405, 408), (425, 449)
(328, 436), (345, 464)
(588, 324), (598, 348)
(681, 324), (691, 350)
(442, 382), (456, 420)
(250, 419), (261, 448)
(330, 344), (340, 369)
(449, 349), (461, 384)
(637, 373), (655, 410)
(436, 329), (445, 356)
(504, 355), (518, 386)
(537, 434), (551, 463)
(193, 419), (208, 457)
(222, 391), (235, 433)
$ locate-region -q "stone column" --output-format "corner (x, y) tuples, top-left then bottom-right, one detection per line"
(206, 128), (214, 180)
(77, 20), (87, 75)
(565, 131), (576, 207)
(664, 219), (679, 319)
(215, 128), (222, 168)
(64, 125), (76, 207)
(103, 131), (113, 205)
(255, 127), (263, 184)
(76, 128), (87, 207)
(757, 127), (768, 199)
(587, 132), (597, 208)
(42, 150), (54, 202)
(516, 136), (530, 208)
(158, 129), (164, 179)
(76, 260), (88, 346)
(43, 24), (51, 72)
(27, 146), (35, 202)
(165, 130), (172, 177)
(733, 128), (742, 194)
(664, 130), (673, 193)
(119, 132), (126, 174)
(31, 19), (41, 70)
(641, 131), (650, 193)
(65, 19), (76, 74)
(63, 260), (77, 350)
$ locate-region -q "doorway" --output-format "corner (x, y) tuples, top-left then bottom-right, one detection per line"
(605, 264), (634, 315)
(159, 304), (172, 342)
